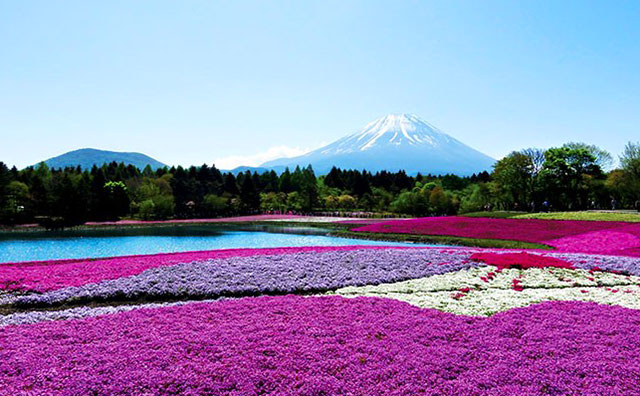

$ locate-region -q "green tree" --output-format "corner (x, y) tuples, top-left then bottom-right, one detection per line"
(152, 195), (176, 219)
(390, 191), (429, 216)
(203, 194), (229, 217)
(259, 192), (286, 212)
(239, 172), (260, 212)
(619, 142), (640, 206)
(137, 199), (156, 220)
(48, 173), (88, 226)
(299, 166), (319, 211)
(337, 194), (357, 209)
(564, 142), (613, 170)
(324, 167), (345, 190)
(279, 168), (293, 193)
(459, 183), (492, 213)
(492, 151), (534, 209)
(0, 162), (12, 222)
(371, 187), (394, 212)
(104, 181), (130, 220)
(285, 191), (304, 211)
(323, 195), (339, 209)
(538, 146), (602, 210)
(222, 173), (239, 195)
(1, 181), (30, 223)
(621, 142), (640, 178)
(429, 186), (449, 214)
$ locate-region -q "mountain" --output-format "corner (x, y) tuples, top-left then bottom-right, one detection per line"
(261, 114), (495, 175)
(39, 148), (167, 170)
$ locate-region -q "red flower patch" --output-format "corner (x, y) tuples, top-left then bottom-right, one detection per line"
(470, 252), (574, 271)
(452, 286), (473, 300)
(512, 278), (524, 292)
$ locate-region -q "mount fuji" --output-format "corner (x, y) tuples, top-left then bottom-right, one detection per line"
(260, 114), (495, 175)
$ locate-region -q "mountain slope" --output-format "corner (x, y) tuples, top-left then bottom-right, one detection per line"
(261, 114), (495, 175)
(40, 148), (167, 170)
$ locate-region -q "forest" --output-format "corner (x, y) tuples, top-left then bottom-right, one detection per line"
(0, 142), (639, 226)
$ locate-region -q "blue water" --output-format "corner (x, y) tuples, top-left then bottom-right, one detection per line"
(0, 230), (429, 263)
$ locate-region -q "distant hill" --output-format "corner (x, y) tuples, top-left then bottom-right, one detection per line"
(39, 148), (167, 170)
(261, 114), (495, 175)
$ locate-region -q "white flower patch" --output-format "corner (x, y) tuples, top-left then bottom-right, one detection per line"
(332, 266), (640, 316)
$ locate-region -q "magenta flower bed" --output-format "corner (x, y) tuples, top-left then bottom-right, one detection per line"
(353, 217), (640, 256)
(471, 252), (574, 270)
(352, 217), (626, 243)
(1, 296), (639, 395)
(0, 246), (414, 293)
(545, 225), (640, 256)
(8, 248), (479, 308)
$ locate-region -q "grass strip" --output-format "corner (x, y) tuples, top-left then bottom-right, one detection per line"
(514, 211), (640, 222)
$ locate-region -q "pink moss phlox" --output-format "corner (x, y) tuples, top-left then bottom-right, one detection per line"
(470, 252), (574, 271)
(352, 216), (630, 243)
(0, 245), (418, 293)
(1, 296), (639, 394)
(353, 216), (640, 256)
(546, 228), (640, 257)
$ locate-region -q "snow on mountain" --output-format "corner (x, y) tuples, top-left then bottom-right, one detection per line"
(261, 114), (495, 175)
(321, 114), (453, 153)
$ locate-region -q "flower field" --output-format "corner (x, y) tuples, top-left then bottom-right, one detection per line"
(2, 296), (640, 395)
(334, 258), (640, 315)
(2, 224), (640, 394)
(0, 246), (414, 293)
(2, 248), (479, 309)
(352, 216), (640, 256)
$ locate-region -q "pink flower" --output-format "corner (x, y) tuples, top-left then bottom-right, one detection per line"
(470, 252), (574, 271)
(352, 217), (640, 257)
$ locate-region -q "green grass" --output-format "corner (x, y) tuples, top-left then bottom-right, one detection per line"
(459, 211), (526, 219)
(460, 210), (640, 223)
(332, 230), (553, 250)
(514, 211), (640, 222)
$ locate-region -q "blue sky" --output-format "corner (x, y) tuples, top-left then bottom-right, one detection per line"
(1, 1), (638, 169)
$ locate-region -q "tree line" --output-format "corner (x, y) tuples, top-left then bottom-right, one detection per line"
(0, 141), (639, 226)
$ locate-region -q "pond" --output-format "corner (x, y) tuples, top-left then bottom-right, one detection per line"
(0, 225), (436, 263)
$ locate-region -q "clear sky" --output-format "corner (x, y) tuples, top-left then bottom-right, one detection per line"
(1, 0), (638, 169)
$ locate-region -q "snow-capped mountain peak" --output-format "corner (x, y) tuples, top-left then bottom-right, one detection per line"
(329, 113), (454, 154)
(260, 114), (495, 175)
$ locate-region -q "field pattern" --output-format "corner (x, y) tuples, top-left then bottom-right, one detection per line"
(3, 217), (640, 394)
